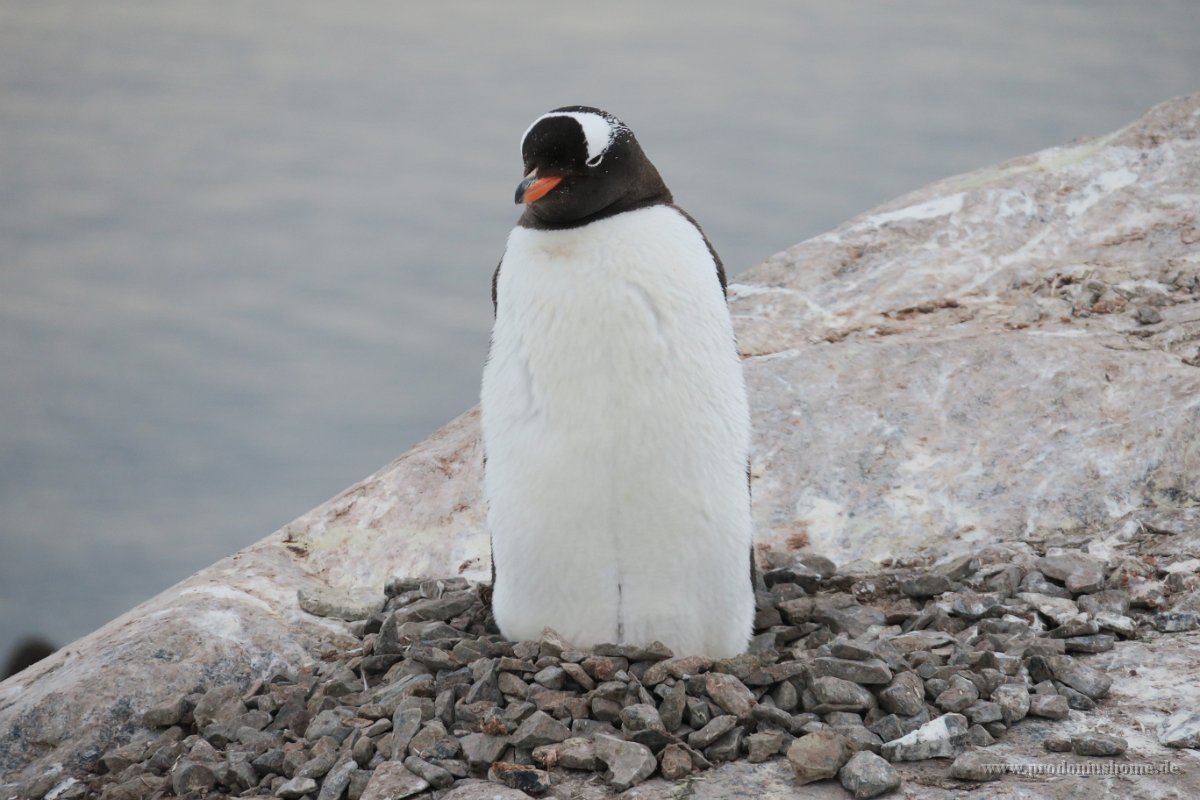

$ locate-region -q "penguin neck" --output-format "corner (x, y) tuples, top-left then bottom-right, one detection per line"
(517, 186), (673, 231)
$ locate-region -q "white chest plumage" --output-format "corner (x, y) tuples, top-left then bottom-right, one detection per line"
(481, 204), (753, 658)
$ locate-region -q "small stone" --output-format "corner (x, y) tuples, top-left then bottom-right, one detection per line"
(771, 678), (799, 712)
(658, 680), (687, 731)
(814, 604), (887, 637)
(964, 701), (1003, 726)
(1152, 612), (1200, 632)
(298, 586), (382, 621)
(488, 762), (551, 795)
(966, 725), (995, 747)
(536, 628), (569, 658)
(951, 592), (1005, 619)
(1066, 570), (1105, 595)
(390, 706), (423, 757)
(1018, 592), (1080, 625)
(1128, 579), (1168, 608)
(705, 726), (745, 761)
(949, 750), (1004, 782)
(317, 760), (357, 800)
(937, 555), (979, 581)
(753, 702), (799, 733)
(1135, 306), (1163, 325)
(409, 721), (462, 760)
(1029, 694), (1070, 720)
(1009, 299), (1043, 327)
(810, 657), (893, 684)
(704, 672), (757, 719)
(593, 734), (657, 791)
(306, 708), (353, 743)
(888, 630), (957, 654)
(461, 732), (511, 771)
(747, 730), (785, 762)
(143, 696), (188, 728)
(192, 685), (247, 729)
(1077, 589), (1131, 616)
(838, 750), (902, 798)
(1038, 550), (1103, 583)
(935, 676), (979, 713)
(712, 652), (763, 680)
(1047, 615), (1099, 638)
(685, 697), (712, 728)
(297, 747), (339, 779)
(809, 676), (876, 712)
(532, 665), (565, 689)
(1093, 611), (1137, 637)
(581, 655), (628, 681)
(359, 761), (430, 800)
(1158, 710), (1200, 748)
(991, 684), (1030, 724)
(532, 736), (596, 770)
(276, 776), (319, 799)
(1045, 654), (1112, 699)
(868, 708), (929, 743)
(1021, 572), (1072, 598)
(826, 711), (864, 727)
(879, 672), (925, 717)
(1044, 734), (1072, 752)
(834, 724), (884, 754)
(899, 574), (952, 598)
(642, 655), (713, 686)
(403, 756), (454, 789)
(1054, 682), (1097, 710)
(659, 742), (694, 779)
(620, 703), (665, 734)
(497, 671), (529, 698)
(880, 713), (968, 762)
(830, 640), (879, 661)
(687, 714), (738, 749)
(1065, 634), (1116, 653)
(510, 710), (570, 749)
(1071, 732), (1127, 757)
(170, 760), (217, 796)
(786, 730), (851, 784)
(979, 565), (1021, 597)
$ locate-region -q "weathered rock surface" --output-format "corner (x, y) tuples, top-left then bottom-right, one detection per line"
(3, 95), (1200, 800)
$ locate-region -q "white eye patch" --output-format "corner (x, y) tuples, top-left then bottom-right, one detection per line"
(521, 110), (622, 166)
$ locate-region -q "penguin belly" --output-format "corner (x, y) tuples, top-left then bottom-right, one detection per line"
(482, 205), (753, 658)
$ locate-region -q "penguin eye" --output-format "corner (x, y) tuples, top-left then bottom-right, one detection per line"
(586, 153), (604, 168)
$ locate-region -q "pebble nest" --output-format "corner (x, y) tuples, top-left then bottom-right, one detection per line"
(36, 531), (1200, 800)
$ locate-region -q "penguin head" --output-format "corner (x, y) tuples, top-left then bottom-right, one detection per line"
(515, 106), (672, 228)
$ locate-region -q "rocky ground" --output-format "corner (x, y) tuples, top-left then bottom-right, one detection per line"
(23, 513), (1200, 800)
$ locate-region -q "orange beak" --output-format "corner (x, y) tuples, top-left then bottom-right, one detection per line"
(515, 171), (563, 204)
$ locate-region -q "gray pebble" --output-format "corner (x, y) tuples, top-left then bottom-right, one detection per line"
(1071, 731), (1127, 756)
(787, 730), (851, 784)
(810, 656), (893, 684)
(276, 775), (318, 798)
(880, 713), (968, 762)
(1044, 733), (1072, 752)
(1158, 709), (1200, 748)
(809, 676), (876, 713)
(838, 750), (902, 798)
(949, 750), (1004, 781)
(687, 714), (738, 749)
(593, 733), (657, 791)
(1152, 612), (1200, 632)
(1029, 694), (1070, 720)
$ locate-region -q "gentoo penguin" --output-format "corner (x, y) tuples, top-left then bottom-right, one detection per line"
(481, 106), (754, 658)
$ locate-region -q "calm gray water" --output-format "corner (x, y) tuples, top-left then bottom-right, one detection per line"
(1, 1), (1197, 660)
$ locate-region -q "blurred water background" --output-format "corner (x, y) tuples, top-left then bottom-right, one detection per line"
(1, 1), (1198, 667)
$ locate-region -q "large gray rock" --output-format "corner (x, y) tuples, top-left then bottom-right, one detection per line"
(3, 95), (1200, 800)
